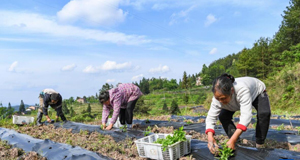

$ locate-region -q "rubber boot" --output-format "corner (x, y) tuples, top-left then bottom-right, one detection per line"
(36, 111), (43, 126)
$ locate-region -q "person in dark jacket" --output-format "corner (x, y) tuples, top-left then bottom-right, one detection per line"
(37, 89), (67, 126)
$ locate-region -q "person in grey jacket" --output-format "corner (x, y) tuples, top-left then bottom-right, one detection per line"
(205, 73), (271, 154)
(37, 89), (67, 126)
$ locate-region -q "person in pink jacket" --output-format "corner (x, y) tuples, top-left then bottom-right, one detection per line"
(99, 83), (143, 130)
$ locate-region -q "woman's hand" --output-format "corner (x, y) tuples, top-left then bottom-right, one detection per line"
(207, 132), (219, 155)
(226, 139), (236, 150)
(226, 128), (243, 150)
(101, 123), (106, 130)
(105, 124), (114, 130)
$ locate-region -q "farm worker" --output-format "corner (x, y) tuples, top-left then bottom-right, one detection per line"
(99, 83), (143, 130)
(37, 89), (67, 126)
(205, 73), (271, 154)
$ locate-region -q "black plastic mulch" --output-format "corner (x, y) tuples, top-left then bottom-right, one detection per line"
(0, 127), (111, 160)
(191, 139), (300, 160)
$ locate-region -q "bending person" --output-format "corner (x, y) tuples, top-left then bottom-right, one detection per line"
(37, 89), (67, 126)
(100, 83), (143, 130)
(205, 73), (271, 154)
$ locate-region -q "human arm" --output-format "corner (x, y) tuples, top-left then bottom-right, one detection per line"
(107, 92), (122, 127)
(226, 129), (243, 150)
(235, 88), (253, 132)
(206, 98), (222, 154)
(207, 132), (219, 155)
(101, 104), (110, 127)
(205, 97), (222, 135)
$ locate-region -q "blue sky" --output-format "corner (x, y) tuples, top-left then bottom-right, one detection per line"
(0, 0), (289, 105)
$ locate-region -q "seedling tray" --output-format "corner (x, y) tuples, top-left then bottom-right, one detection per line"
(134, 134), (192, 160)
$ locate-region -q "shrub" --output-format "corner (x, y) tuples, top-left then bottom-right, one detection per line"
(170, 99), (180, 115)
(134, 96), (149, 114)
(162, 101), (168, 112)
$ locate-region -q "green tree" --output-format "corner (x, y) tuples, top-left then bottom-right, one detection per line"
(170, 99), (180, 115)
(19, 100), (25, 113)
(162, 101), (168, 112)
(100, 83), (114, 93)
(163, 79), (178, 90)
(87, 103), (91, 114)
(8, 103), (12, 110)
(235, 48), (256, 76)
(280, 43), (300, 66)
(275, 0), (300, 52)
(69, 97), (75, 103)
(182, 71), (188, 89)
(70, 106), (75, 117)
(139, 78), (150, 94)
(134, 96), (149, 114)
(95, 92), (99, 99)
(183, 94), (189, 105)
(62, 102), (70, 114)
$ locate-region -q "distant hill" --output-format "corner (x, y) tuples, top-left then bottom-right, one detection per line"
(11, 104), (33, 111)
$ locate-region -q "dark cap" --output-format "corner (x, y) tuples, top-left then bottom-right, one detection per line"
(50, 93), (59, 101)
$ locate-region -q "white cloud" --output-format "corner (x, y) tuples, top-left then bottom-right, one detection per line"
(149, 65), (170, 73)
(205, 14), (217, 27)
(8, 61), (18, 72)
(0, 10), (150, 45)
(61, 64), (77, 71)
(106, 79), (116, 83)
(57, 0), (127, 26)
(209, 48), (218, 54)
(169, 5), (197, 25)
(83, 61), (135, 73)
(132, 74), (144, 81)
(83, 65), (99, 73)
(100, 61), (132, 71)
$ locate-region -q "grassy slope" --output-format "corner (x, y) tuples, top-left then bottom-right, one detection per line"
(33, 63), (300, 122)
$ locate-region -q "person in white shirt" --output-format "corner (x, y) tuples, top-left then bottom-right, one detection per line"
(205, 73), (271, 154)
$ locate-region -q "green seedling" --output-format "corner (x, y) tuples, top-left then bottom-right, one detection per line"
(295, 126), (300, 135)
(144, 126), (152, 136)
(145, 119), (150, 123)
(218, 140), (234, 160)
(184, 119), (193, 125)
(276, 123), (285, 131)
(120, 125), (127, 132)
(154, 126), (186, 151)
(168, 117), (171, 122)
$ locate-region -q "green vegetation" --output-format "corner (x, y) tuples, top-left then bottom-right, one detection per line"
(276, 124), (285, 131)
(155, 126), (186, 151)
(144, 126), (152, 136)
(119, 125), (127, 132)
(218, 140), (234, 160)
